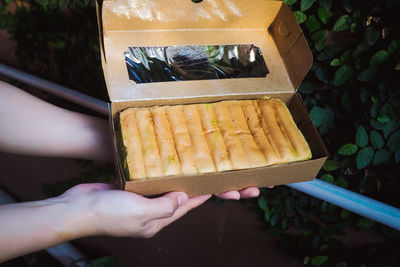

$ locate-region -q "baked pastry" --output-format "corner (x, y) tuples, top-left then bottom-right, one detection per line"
(119, 98), (311, 180)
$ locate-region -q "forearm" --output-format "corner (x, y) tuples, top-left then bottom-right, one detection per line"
(0, 195), (96, 262)
(0, 81), (112, 161)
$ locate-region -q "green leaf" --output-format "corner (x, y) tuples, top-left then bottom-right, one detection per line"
(377, 114), (390, 123)
(340, 209), (350, 219)
(333, 65), (353, 86)
(270, 214), (280, 226)
(357, 217), (374, 228)
(356, 125), (368, 147)
(320, 173), (334, 183)
(264, 209), (271, 222)
(373, 149), (390, 165)
(258, 195), (267, 211)
(370, 130), (384, 148)
(384, 121), (398, 138)
(395, 150), (400, 163)
(317, 8), (330, 24)
(301, 0), (315, 11)
(396, 62), (400, 71)
(323, 160), (339, 171)
(335, 178), (349, 188)
(315, 66), (332, 83)
(388, 39), (400, 54)
(281, 217), (288, 230)
(311, 255), (328, 266)
(352, 42), (369, 58)
(388, 130), (400, 151)
(370, 119), (385, 130)
(370, 102), (381, 118)
(317, 45), (343, 61)
(333, 15), (351, 31)
(338, 143), (357, 155)
(358, 67), (379, 82)
(360, 88), (371, 104)
(284, 0), (298, 4)
(365, 26), (380, 45)
(356, 147), (374, 169)
(370, 50), (389, 66)
(312, 30), (328, 51)
(306, 15), (321, 32)
(309, 106), (326, 127)
(318, 0), (332, 10)
(58, 0), (68, 9)
(294, 11), (307, 24)
(330, 58), (340, 66)
(299, 82), (315, 94)
(350, 22), (357, 33)
(340, 50), (351, 63)
(342, 0), (356, 12)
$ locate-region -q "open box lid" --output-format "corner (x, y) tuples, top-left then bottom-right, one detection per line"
(97, 0), (313, 102)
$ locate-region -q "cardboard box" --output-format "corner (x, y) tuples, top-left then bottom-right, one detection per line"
(97, 0), (328, 196)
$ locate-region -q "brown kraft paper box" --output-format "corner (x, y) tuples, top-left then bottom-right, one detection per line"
(96, 0), (329, 197)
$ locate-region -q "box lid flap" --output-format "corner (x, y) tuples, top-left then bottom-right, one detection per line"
(98, 0), (313, 102)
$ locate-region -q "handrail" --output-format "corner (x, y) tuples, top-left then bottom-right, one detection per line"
(1, 62), (399, 231)
(287, 179), (400, 231)
(0, 63), (108, 115)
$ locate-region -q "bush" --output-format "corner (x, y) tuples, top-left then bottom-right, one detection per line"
(1, 0), (399, 266)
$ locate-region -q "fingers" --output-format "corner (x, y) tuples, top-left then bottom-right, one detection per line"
(215, 191), (240, 200)
(239, 187), (260, 198)
(141, 194), (211, 238)
(143, 192), (189, 221)
(215, 187), (260, 200)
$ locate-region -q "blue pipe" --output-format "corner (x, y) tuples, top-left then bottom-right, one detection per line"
(287, 179), (400, 231)
(1, 62), (399, 231)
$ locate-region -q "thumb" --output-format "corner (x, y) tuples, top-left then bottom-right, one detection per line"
(144, 192), (189, 220)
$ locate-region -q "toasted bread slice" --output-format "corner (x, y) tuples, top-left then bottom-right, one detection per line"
(182, 105), (216, 173)
(226, 100), (267, 168)
(120, 108), (146, 179)
(213, 101), (250, 170)
(270, 99), (312, 161)
(166, 105), (198, 175)
(256, 100), (297, 163)
(240, 100), (280, 165)
(197, 103), (233, 172)
(151, 106), (181, 176)
(135, 108), (163, 178)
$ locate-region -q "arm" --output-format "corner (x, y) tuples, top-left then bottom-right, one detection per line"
(0, 183), (211, 262)
(0, 81), (112, 161)
(0, 81), (259, 198)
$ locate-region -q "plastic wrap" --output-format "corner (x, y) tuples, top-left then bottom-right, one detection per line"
(124, 44), (269, 83)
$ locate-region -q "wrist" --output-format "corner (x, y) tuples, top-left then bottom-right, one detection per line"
(51, 193), (100, 241)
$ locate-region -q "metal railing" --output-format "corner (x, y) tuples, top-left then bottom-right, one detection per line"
(1, 62), (399, 233)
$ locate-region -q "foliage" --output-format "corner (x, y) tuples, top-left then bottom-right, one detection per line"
(1, 0), (400, 266)
(257, 0), (400, 265)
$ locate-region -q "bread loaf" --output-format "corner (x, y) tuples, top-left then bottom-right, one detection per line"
(119, 98), (311, 180)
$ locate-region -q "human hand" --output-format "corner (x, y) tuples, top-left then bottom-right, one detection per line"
(61, 183), (211, 238)
(215, 187), (260, 200)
